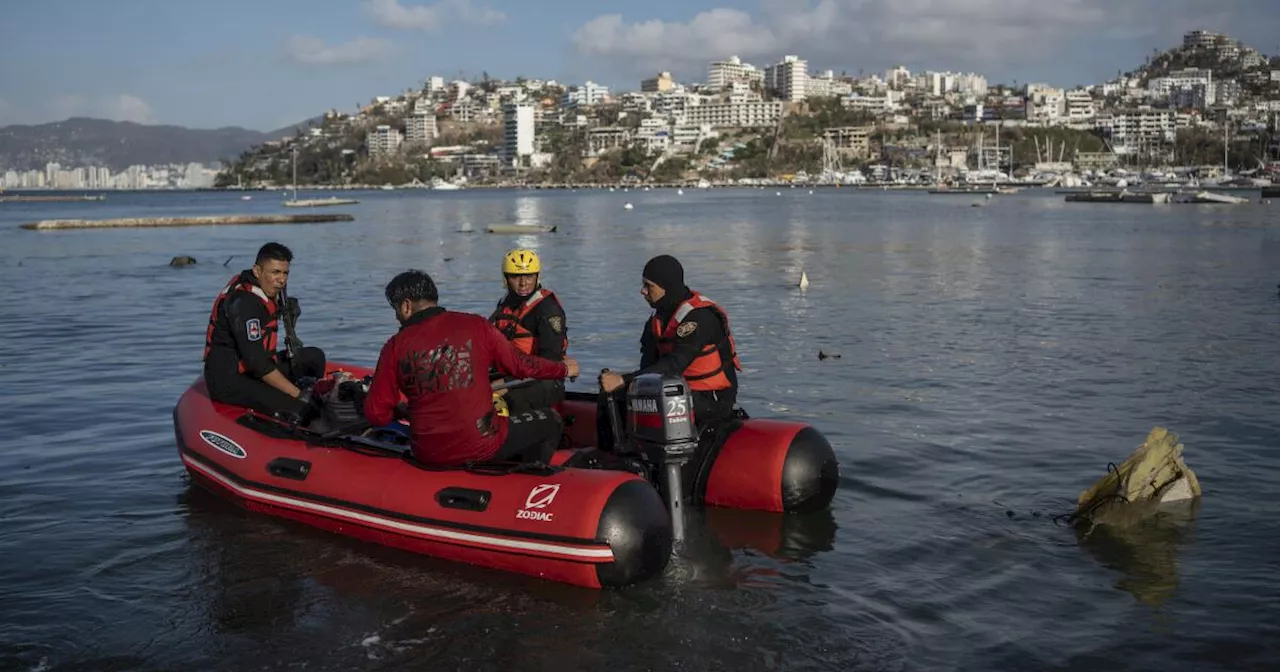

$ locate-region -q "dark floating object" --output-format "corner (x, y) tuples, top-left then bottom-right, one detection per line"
(169, 256), (198, 267)
(817, 350), (842, 361)
(224, 255), (235, 267)
(443, 257), (454, 262)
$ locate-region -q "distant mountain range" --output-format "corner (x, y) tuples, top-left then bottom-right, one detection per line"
(0, 117), (313, 172)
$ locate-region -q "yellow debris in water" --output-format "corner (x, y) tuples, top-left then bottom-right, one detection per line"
(1074, 427), (1201, 528)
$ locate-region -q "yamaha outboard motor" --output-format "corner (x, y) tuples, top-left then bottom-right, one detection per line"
(626, 373), (698, 541)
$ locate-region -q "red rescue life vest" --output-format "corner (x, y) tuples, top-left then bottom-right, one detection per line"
(650, 292), (741, 391)
(489, 288), (567, 357)
(203, 273), (279, 374)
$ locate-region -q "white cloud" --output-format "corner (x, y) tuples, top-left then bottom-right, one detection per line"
(365, 0), (505, 31)
(47, 93), (155, 124)
(284, 35), (392, 67)
(571, 0), (1280, 79)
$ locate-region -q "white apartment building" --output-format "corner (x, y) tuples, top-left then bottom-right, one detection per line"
(632, 118), (671, 153)
(807, 70), (852, 98)
(406, 112), (438, 145)
(842, 93), (891, 114)
(1025, 85), (1066, 124)
(367, 125), (403, 156)
(448, 99), (480, 123)
(641, 72), (675, 93)
(707, 56), (764, 91)
(652, 91), (699, 122)
(1065, 90), (1096, 121)
(684, 101), (783, 128)
(823, 126), (872, 158)
(618, 92), (653, 114)
(503, 103), (536, 167)
(1148, 68), (1213, 98)
(766, 55), (808, 101)
(1095, 109), (1186, 155)
(1170, 84), (1214, 110)
(425, 76), (446, 96)
(1183, 30), (1222, 49)
(884, 66), (911, 90)
(585, 127), (630, 157)
(412, 98), (435, 115)
(672, 124), (715, 150)
(562, 81), (609, 108)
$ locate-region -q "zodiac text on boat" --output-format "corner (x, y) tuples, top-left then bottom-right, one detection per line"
(517, 483), (560, 522)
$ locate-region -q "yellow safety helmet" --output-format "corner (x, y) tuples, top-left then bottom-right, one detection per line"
(502, 249), (541, 275)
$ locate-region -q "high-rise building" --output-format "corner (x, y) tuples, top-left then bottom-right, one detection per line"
(641, 72), (675, 93)
(562, 81), (610, 108)
(708, 56), (764, 91)
(765, 55), (808, 101)
(406, 112), (438, 145)
(367, 125), (403, 156)
(503, 103), (536, 167)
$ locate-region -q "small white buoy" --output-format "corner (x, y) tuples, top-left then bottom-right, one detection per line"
(775, 191), (781, 196)
(985, 193), (993, 200)
(624, 202), (634, 210)
(798, 271), (810, 290)
(677, 189), (684, 195)
(609, 187), (616, 192)
(241, 195), (252, 201)
(808, 190), (814, 195)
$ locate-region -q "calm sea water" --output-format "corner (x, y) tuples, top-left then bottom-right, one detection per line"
(1, 187), (1278, 671)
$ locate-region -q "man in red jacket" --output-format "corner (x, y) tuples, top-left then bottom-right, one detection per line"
(363, 270), (579, 466)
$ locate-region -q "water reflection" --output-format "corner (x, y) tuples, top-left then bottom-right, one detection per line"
(1074, 500), (1200, 607)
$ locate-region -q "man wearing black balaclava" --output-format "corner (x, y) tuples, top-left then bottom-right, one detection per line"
(599, 254), (741, 447)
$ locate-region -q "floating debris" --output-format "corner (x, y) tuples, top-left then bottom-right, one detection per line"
(798, 270), (810, 290)
(817, 350), (841, 361)
(169, 256), (197, 267)
(486, 224), (557, 234)
(1070, 427), (1201, 529)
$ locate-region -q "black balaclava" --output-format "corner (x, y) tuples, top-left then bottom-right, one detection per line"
(642, 255), (689, 314)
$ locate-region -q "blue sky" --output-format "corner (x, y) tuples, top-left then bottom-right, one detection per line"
(2, 0), (1278, 131)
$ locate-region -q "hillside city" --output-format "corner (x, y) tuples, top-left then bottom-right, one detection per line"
(7, 29), (1280, 190)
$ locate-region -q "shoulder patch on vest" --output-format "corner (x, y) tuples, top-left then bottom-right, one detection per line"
(246, 318), (262, 341)
(676, 321), (697, 338)
(548, 315), (563, 333)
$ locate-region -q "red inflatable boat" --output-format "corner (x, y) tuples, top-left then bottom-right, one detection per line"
(173, 363), (838, 589)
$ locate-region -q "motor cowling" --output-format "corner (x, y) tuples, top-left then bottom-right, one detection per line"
(625, 373), (698, 458)
(625, 373), (698, 542)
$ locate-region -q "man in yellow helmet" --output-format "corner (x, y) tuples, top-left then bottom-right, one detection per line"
(488, 249), (569, 414)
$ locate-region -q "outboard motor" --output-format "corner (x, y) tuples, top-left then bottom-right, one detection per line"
(626, 373), (698, 542)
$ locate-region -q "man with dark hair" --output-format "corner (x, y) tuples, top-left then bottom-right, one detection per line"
(203, 242), (327, 418)
(599, 254), (741, 441)
(363, 269), (580, 466)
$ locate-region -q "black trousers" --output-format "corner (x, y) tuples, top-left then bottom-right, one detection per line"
(493, 408), (564, 464)
(504, 379), (565, 415)
(205, 347), (327, 417)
